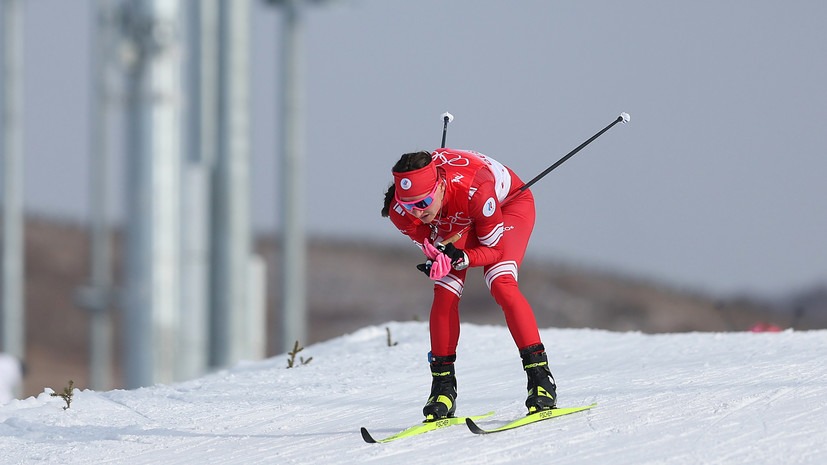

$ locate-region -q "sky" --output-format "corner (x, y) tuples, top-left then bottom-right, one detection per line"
(11, 0), (827, 297)
(2, 322), (826, 463)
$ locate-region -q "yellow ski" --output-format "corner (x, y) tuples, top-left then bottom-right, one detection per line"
(466, 403), (596, 434)
(361, 411), (495, 444)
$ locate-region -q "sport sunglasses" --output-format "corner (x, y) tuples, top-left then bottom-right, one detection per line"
(395, 179), (440, 211)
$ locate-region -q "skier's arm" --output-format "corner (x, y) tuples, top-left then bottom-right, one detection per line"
(461, 175), (505, 267)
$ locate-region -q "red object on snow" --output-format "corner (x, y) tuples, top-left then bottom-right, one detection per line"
(750, 322), (783, 333)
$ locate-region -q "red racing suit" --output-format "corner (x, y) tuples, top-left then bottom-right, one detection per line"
(388, 149), (542, 356)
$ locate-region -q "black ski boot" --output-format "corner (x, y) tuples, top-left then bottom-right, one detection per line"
(520, 344), (557, 414)
(423, 354), (457, 421)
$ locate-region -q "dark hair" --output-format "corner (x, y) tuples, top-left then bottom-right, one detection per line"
(380, 151), (432, 217)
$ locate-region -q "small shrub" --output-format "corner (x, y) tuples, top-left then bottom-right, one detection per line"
(287, 340), (312, 368)
(51, 380), (75, 410)
(386, 327), (398, 347)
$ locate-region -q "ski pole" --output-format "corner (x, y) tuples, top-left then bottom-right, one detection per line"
(440, 112), (454, 148)
(520, 112), (630, 193)
(438, 112), (630, 247)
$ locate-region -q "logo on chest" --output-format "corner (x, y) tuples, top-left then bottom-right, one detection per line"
(434, 212), (473, 234)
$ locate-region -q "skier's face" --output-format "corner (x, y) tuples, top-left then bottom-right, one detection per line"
(399, 180), (445, 224)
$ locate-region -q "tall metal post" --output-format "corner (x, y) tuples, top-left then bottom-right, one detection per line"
(0, 0), (25, 398)
(209, 0), (252, 368)
(276, 0), (308, 353)
(122, 0), (183, 388)
(179, 0), (218, 381)
(78, 0), (118, 392)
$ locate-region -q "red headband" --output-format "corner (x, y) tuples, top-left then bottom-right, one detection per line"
(392, 159), (438, 200)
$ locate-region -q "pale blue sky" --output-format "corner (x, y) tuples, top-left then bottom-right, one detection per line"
(15, 0), (827, 297)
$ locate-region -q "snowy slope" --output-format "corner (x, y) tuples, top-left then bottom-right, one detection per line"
(1, 322), (826, 464)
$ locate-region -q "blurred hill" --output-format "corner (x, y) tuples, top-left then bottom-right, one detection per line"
(8, 218), (825, 398)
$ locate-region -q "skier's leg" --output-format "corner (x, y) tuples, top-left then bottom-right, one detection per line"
(486, 191), (557, 412)
(423, 271), (466, 420)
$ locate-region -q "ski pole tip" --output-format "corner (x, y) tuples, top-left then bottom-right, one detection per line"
(441, 112), (454, 123)
(620, 112), (630, 123)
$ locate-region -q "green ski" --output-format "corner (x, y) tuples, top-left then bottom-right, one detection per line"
(361, 411), (495, 444)
(465, 403), (596, 434)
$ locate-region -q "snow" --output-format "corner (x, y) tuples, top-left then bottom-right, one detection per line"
(2, 322), (826, 464)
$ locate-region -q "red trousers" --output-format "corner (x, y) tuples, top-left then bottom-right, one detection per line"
(430, 190), (542, 356)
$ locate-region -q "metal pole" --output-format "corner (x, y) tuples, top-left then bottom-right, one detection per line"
(1, 0), (25, 399)
(178, 0), (217, 381)
(78, 0), (118, 392)
(210, 0), (252, 368)
(122, 0), (183, 388)
(279, 0), (308, 352)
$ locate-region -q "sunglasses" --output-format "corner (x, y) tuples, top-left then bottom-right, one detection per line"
(395, 179), (441, 211)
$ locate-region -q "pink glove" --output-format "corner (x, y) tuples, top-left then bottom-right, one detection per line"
(422, 240), (452, 280)
(429, 253), (452, 280)
(422, 240), (440, 260)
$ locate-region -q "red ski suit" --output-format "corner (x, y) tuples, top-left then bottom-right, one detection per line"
(389, 149), (542, 357)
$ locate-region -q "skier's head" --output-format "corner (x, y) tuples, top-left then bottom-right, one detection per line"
(381, 151), (446, 223)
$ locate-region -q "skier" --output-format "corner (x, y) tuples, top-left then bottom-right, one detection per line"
(381, 148), (557, 421)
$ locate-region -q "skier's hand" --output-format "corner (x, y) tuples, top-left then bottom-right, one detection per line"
(416, 261), (432, 277)
(420, 239), (450, 280)
(417, 240), (467, 279)
(422, 240), (440, 260)
(437, 242), (469, 271)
